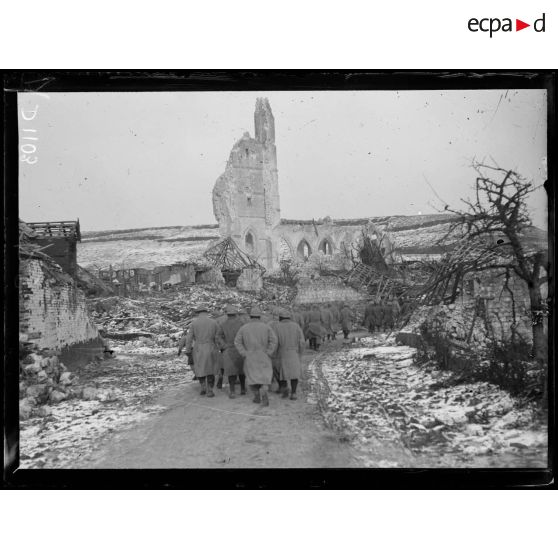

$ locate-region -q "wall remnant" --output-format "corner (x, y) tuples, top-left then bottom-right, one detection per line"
(211, 99), (464, 272)
(27, 220), (81, 278)
(236, 267), (264, 293)
(294, 277), (367, 305)
(20, 257), (100, 352)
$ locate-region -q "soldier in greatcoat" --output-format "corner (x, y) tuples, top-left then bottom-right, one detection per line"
(329, 303), (341, 338)
(216, 305), (246, 398)
(320, 305), (334, 341)
(268, 308), (282, 391)
(292, 306), (305, 331)
(340, 304), (353, 340)
(238, 307), (250, 324)
(306, 307), (326, 351)
(183, 306), (220, 397)
(382, 299), (394, 331)
(234, 306), (278, 407)
(274, 309), (306, 400)
(215, 307), (228, 389)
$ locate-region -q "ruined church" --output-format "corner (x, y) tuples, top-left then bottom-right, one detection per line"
(212, 98), (445, 271)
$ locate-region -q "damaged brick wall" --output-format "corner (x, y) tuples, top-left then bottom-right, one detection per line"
(20, 258), (99, 350)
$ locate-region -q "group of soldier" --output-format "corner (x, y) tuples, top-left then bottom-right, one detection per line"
(177, 302), (355, 407)
(361, 295), (413, 333)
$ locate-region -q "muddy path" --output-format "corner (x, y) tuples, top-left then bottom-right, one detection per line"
(70, 348), (361, 469)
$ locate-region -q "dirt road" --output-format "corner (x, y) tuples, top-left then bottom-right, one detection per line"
(74, 349), (360, 469)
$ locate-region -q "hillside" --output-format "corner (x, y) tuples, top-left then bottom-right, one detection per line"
(77, 220), (548, 272)
(78, 225), (220, 270)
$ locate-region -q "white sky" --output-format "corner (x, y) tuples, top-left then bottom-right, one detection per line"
(18, 89), (548, 231)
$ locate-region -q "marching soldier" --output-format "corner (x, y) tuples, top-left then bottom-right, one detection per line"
(215, 306), (228, 389)
(234, 306), (278, 407)
(275, 309), (306, 400)
(238, 307), (250, 324)
(340, 304), (353, 340)
(216, 305), (246, 398)
(320, 304), (334, 341)
(292, 306), (305, 331)
(183, 306), (220, 397)
(329, 302), (341, 339)
(268, 308), (282, 391)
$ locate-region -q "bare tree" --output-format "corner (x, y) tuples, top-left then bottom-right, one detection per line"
(446, 162), (549, 361)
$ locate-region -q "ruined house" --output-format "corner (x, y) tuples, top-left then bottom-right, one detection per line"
(19, 221), (102, 362)
(27, 220), (81, 278)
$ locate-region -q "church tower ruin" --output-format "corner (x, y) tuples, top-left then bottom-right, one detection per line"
(212, 98), (281, 269)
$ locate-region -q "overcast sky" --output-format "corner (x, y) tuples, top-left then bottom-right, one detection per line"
(18, 89), (548, 231)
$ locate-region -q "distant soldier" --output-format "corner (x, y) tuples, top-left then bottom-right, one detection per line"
(382, 299), (394, 331)
(215, 307), (228, 389)
(275, 309), (306, 400)
(268, 308), (282, 391)
(329, 302), (341, 338)
(216, 305), (246, 398)
(238, 307), (250, 324)
(234, 306), (278, 407)
(363, 300), (380, 334)
(292, 306), (305, 331)
(183, 306), (220, 397)
(340, 304), (353, 340)
(309, 304), (321, 325)
(306, 308), (326, 351)
(320, 305), (334, 341)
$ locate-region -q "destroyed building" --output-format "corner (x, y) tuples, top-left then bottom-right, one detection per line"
(19, 221), (103, 363)
(26, 220), (81, 278)
(212, 98), (462, 272)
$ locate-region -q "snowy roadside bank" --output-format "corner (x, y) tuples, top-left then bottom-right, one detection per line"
(309, 334), (547, 468)
(19, 347), (191, 468)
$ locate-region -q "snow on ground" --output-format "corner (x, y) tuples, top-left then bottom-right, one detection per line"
(19, 349), (192, 469)
(310, 334), (547, 468)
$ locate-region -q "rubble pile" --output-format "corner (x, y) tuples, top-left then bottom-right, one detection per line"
(311, 335), (547, 467)
(87, 283), (297, 348)
(19, 350), (191, 468)
(19, 344), (82, 420)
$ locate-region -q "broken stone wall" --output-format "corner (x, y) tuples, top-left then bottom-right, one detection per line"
(195, 267), (225, 285)
(19, 257), (100, 350)
(460, 269), (533, 342)
(236, 267), (263, 293)
(212, 98), (280, 269)
(294, 277), (367, 305)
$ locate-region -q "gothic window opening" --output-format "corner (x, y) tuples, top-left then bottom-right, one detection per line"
(297, 239), (312, 260)
(245, 232), (255, 253)
(318, 238), (333, 255)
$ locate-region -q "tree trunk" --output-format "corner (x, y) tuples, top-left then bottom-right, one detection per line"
(528, 284), (546, 362)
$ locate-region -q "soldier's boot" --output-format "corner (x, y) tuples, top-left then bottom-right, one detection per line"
(290, 379), (299, 400)
(198, 377), (207, 396)
(216, 371), (224, 389)
(228, 376), (236, 399)
(252, 385), (261, 404)
(280, 380), (290, 399)
(260, 386), (269, 407)
(206, 375), (215, 398)
(239, 375), (247, 395)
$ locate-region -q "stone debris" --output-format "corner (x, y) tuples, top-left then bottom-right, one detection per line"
(309, 334), (547, 467)
(19, 347), (190, 469)
(88, 282), (295, 346)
